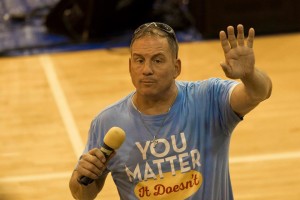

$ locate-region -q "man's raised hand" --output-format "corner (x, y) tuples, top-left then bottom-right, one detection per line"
(219, 24), (255, 80)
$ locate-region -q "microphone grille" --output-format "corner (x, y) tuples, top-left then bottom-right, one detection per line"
(103, 127), (126, 150)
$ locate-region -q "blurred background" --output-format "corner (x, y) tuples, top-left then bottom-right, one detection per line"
(1, 0), (299, 56)
(0, 0), (202, 56)
(1, 0), (300, 200)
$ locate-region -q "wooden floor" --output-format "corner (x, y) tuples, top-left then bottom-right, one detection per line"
(1, 32), (300, 200)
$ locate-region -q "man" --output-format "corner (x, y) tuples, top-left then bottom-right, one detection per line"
(69, 22), (272, 200)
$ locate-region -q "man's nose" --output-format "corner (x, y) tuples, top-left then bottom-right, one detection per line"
(142, 60), (153, 75)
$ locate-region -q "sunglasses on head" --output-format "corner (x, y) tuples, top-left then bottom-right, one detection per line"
(134, 22), (177, 41)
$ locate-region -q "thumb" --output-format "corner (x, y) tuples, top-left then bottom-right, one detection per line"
(220, 62), (232, 76)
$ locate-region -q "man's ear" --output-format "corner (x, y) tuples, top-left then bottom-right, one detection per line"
(174, 59), (181, 78)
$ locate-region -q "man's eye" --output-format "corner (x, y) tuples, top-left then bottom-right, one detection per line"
(135, 59), (144, 64)
(154, 59), (162, 64)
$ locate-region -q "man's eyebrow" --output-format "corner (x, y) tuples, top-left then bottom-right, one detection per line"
(132, 53), (142, 57)
(132, 52), (165, 58)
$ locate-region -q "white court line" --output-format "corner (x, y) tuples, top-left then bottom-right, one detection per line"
(39, 55), (84, 158)
(1, 151), (300, 183)
(0, 172), (72, 183)
(230, 151), (300, 164)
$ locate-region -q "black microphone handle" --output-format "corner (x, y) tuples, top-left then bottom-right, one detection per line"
(77, 143), (114, 186)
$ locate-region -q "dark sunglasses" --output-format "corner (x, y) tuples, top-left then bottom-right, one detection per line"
(134, 22), (177, 42)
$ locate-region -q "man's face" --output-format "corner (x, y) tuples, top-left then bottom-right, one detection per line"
(129, 36), (181, 97)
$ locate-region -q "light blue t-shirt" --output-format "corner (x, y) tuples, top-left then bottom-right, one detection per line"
(83, 78), (241, 200)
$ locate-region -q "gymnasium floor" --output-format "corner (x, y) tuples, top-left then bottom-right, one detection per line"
(1, 32), (300, 199)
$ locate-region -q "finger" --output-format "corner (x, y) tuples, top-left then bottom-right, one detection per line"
(89, 148), (106, 163)
(77, 158), (104, 179)
(82, 151), (106, 170)
(80, 166), (102, 179)
(247, 28), (255, 48)
(227, 26), (237, 48)
(237, 24), (245, 46)
(219, 30), (231, 54)
(77, 166), (98, 179)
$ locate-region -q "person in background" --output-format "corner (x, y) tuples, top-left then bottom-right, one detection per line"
(69, 22), (272, 200)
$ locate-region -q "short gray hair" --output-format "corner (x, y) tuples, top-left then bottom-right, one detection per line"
(130, 22), (179, 58)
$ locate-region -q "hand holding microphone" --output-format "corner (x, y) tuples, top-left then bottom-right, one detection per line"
(77, 127), (126, 186)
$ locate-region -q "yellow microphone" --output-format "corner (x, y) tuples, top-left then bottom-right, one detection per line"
(78, 127), (126, 186)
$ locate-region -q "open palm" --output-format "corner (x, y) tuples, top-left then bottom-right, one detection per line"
(219, 24), (255, 79)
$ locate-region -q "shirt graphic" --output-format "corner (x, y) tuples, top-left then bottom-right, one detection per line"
(124, 132), (203, 199)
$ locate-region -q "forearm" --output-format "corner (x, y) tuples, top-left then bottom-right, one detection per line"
(231, 67), (272, 116)
(69, 170), (107, 200)
(241, 68), (272, 103)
